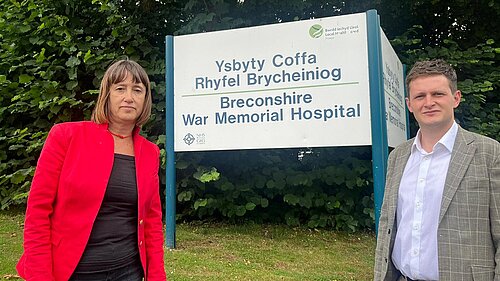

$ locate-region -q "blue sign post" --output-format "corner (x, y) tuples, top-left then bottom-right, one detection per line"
(366, 10), (389, 234)
(165, 35), (176, 248)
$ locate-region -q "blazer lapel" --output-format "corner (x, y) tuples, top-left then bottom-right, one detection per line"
(439, 127), (476, 223)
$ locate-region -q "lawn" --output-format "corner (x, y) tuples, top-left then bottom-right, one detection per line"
(1, 209), (376, 280)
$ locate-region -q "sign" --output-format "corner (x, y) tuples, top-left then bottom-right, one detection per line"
(174, 13), (371, 151)
(380, 31), (408, 147)
(165, 10), (409, 248)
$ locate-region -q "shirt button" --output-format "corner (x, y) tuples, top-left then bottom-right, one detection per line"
(413, 223), (420, 230)
(139, 219), (144, 225)
(413, 249), (419, 256)
(140, 241), (143, 246)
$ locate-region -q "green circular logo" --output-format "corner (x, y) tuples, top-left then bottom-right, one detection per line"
(309, 24), (323, 38)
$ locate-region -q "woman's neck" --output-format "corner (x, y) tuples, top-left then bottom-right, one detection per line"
(108, 124), (134, 138)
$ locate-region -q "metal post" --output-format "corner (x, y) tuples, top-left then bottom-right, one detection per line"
(366, 10), (388, 235)
(165, 35), (176, 248)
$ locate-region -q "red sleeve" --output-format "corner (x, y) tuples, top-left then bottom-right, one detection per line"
(17, 124), (69, 280)
(144, 146), (167, 280)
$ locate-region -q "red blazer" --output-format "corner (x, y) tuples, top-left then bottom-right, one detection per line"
(16, 121), (166, 281)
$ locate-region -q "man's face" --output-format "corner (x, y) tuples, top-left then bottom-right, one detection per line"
(406, 75), (461, 131)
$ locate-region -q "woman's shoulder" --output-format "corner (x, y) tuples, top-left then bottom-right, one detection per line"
(48, 122), (106, 145)
(52, 121), (98, 129)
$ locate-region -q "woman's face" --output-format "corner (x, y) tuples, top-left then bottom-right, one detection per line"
(108, 72), (146, 127)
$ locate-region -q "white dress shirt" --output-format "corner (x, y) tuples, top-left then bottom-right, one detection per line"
(392, 122), (458, 280)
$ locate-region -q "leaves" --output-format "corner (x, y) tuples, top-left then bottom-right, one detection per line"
(194, 199), (208, 210)
(392, 29), (500, 139)
(4, 0), (496, 232)
(0, 0), (172, 209)
(193, 167), (220, 183)
(18, 74), (34, 84)
(176, 147), (374, 231)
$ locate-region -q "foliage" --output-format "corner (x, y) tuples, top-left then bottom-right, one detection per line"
(170, 0), (498, 231)
(377, 0), (500, 49)
(1, 0), (498, 232)
(175, 147), (374, 232)
(176, 0), (373, 35)
(378, 0), (500, 138)
(391, 26), (500, 139)
(0, 0), (179, 209)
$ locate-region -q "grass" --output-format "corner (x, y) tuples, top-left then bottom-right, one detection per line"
(1, 209), (376, 280)
(168, 223), (376, 280)
(0, 208), (24, 280)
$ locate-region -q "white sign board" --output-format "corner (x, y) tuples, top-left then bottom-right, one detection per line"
(174, 13), (372, 151)
(380, 31), (407, 147)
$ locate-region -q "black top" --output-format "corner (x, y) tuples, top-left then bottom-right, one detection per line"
(74, 154), (140, 273)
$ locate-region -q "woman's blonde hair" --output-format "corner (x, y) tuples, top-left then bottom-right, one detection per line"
(91, 59), (152, 127)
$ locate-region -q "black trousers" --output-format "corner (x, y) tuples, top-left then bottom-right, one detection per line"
(69, 259), (144, 281)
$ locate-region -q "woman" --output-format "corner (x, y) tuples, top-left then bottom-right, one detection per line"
(16, 60), (166, 281)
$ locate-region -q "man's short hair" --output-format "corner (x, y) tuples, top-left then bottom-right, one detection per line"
(406, 59), (458, 93)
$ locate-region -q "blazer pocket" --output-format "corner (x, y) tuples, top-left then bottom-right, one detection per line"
(471, 265), (494, 281)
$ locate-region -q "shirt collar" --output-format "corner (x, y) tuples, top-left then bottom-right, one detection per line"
(412, 122), (458, 154)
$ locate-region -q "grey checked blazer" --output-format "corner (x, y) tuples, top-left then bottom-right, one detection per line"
(374, 126), (500, 281)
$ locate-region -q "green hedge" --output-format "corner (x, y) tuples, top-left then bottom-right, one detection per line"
(173, 147), (374, 231)
(1, 0), (498, 232)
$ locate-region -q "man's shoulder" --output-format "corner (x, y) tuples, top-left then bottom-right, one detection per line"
(390, 137), (415, 155)
(457, 128), (500, 163)
(458, 127), (499, 147)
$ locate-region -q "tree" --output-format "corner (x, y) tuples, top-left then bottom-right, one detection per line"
(376, 0), (500, 48)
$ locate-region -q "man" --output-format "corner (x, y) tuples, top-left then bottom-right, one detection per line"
(374, 59), (500, 281)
